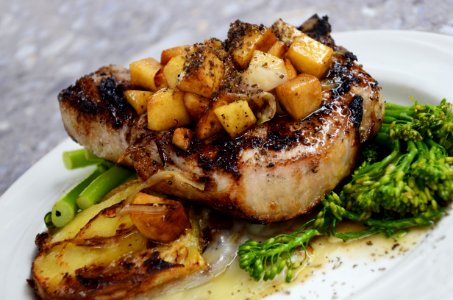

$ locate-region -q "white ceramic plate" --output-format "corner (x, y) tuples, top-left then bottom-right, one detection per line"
(0, 31), (452, 299)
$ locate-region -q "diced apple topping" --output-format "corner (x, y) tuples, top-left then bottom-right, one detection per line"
(147, 88), (191, 131)
(228, 20), (277, 69)
(267, 40), (287, 58)
(284, 58), (297, 80)
(271, 19), (303, 45)
(163, 55), (186, 89)
(125, 18), (336, 140)
(214, 100), (257, 138)
(124, 90), (153, 114)
(183, 92), (210, 120)
(161, 45), (189, 65)
(172, 127), (193, 150)
(242, 50), (288, 92)
(129, 58), (161, 91)
(287, 34), (333, 78)
(177, 45), (224, 98)
(195, 100), (227, 140)
(275, 74), (322, 120)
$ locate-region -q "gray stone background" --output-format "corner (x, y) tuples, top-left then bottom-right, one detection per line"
(1, 0), (452, 195)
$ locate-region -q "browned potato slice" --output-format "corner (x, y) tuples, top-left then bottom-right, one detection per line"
(172, 127), (193, 150)
(214, 100), (257, 138)
(267, 40), (287, 58)
(123, 90), (153, 114)
(275, 74), (322, 120)
(177, 45), (224, 98)
(183, 92), (209, 120)
(147, 88), (191, 131)
(287, 34), (333, 78)
(231, 24), (277, 69)
(163, 55), (186, 88)
(161, 45), (189, 65)
(129, 57), (161, 91)
(129, 192), (190, 243)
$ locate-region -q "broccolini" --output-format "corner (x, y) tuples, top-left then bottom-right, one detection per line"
(238, 99), (452, 282)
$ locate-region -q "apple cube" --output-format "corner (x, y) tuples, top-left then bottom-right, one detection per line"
(287, 34), (333, 78)
(214, 100), (257, 138)
(275, 74), (322, 120)
(129, 58), (161, 91)
(147, 88), (190, 131)
(123, 90), (153, 114)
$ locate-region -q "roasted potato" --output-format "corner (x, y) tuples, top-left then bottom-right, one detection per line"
(32, 196), (206, 299)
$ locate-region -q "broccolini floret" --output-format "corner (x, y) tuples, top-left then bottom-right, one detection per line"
(238, 99), (452, 282)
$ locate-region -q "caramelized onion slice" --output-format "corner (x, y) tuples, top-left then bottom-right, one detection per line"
(249, 92), (277, 124)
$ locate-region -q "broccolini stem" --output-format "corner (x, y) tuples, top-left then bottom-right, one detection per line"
(51, 165), (107, 227)
(334, 208), (443, 240)
(76, 165), (135, 209)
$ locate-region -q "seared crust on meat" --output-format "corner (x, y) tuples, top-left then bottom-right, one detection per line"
(59, 66), (136, 164)
(58, 15), (383, 223)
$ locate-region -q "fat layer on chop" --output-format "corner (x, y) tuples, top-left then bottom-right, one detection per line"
(59, 16), (383, 223)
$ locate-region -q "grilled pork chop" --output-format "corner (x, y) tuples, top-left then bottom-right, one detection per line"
(59, 15), (383, 223)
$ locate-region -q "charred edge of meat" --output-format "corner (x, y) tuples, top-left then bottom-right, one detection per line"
(349, 95), (364, 130)
(326, 56), (360, 100)
(58, 68), (137, 129)
(298, 14), (335, 48)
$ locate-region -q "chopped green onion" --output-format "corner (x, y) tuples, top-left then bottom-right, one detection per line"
(84, 150), (102, 162)
(76, 165), (135, 210)
(62, 149), (102, 169)
(51, 165), (107, 227)
(44, 211), (55, 229)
